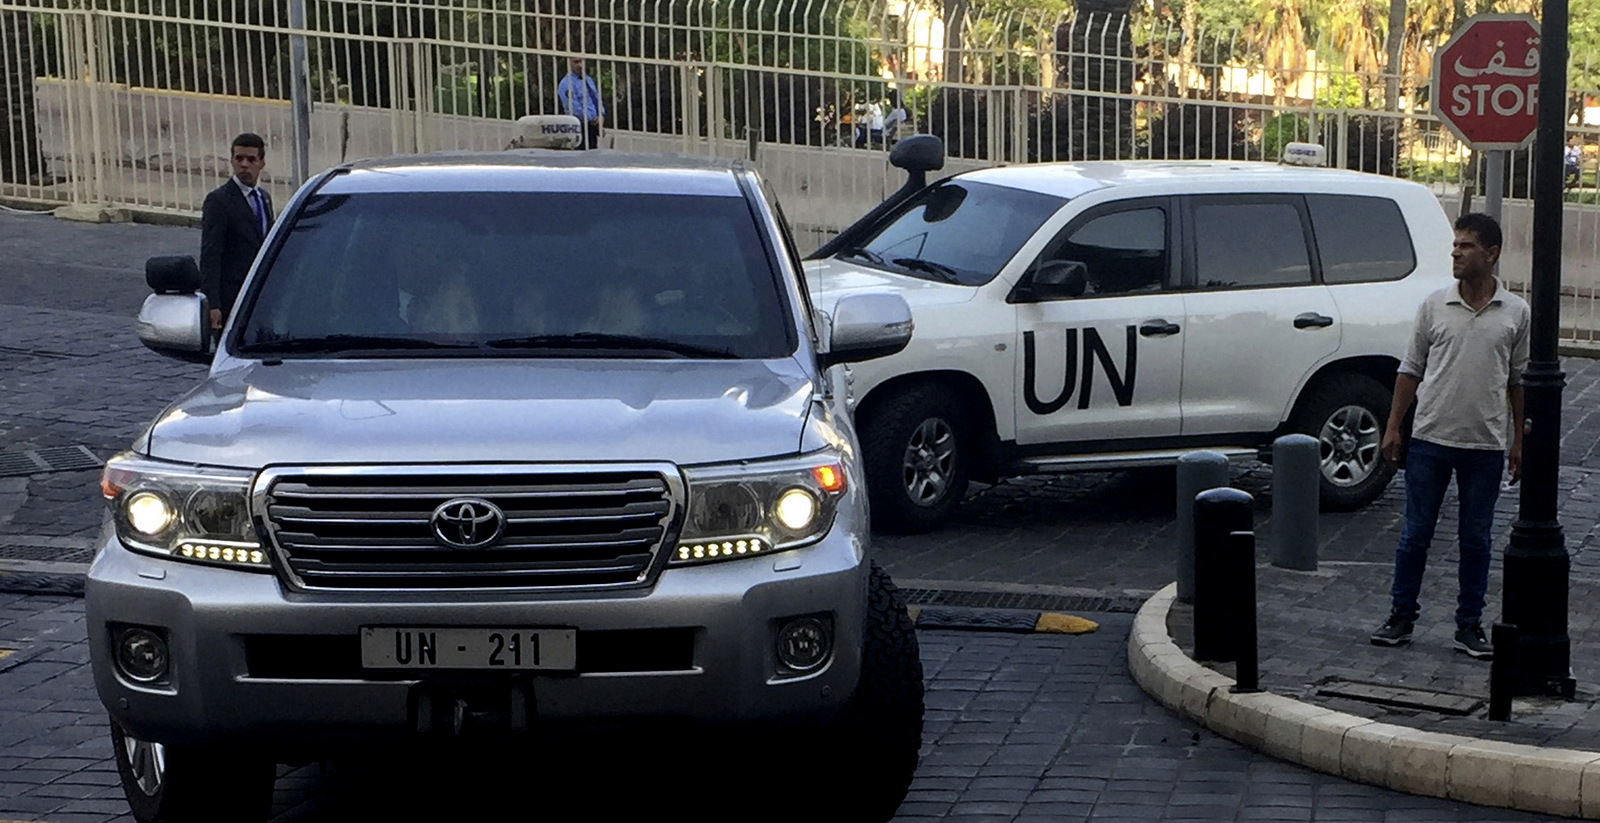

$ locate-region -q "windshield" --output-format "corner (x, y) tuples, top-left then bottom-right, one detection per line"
(234, 191), (797, 359)
(845, 180), (1066, 286)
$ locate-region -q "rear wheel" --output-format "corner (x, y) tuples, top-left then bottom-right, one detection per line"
(861, 385), (971, 533)
(1288, 373), (1396, 511)
(111, 721), (275, 823)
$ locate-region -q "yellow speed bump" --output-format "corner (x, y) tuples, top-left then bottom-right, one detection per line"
(1035, 612), (1099, 634)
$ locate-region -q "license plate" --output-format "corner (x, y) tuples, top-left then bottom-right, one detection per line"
(360, 627), (577, 671)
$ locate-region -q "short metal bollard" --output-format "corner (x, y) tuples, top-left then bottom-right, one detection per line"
(1176, 451), (1231, 604)
(1489, 622), (1519, 721)
(1193, 487), (1255, 665)
(1271, 434), (1320, 571)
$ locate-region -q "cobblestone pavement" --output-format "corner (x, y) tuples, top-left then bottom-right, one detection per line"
(3, 212), (1600, 819)
(0, 595), (1561, 822)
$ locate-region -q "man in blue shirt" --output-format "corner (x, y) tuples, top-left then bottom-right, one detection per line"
(557, 56), (605, 150)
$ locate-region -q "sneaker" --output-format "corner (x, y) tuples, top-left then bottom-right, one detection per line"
(1370, 613), (1414, 646)
(1454, 624), (1494, 659)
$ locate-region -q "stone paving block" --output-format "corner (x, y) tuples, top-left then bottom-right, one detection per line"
(1383, 730), (1462, 797)
(1339, 723), (1403, 787)
(1301, 714), (1372, 777)
(1260, 699), (1334, 762)
(1445, 739), (1539, 809)
(1509, 748), (1600, 817)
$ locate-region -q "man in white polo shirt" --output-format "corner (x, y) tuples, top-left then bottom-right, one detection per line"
(1370, 212), (1529, 659)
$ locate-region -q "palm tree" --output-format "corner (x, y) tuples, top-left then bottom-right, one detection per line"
(1322, 0), (1387, 107)
(1252, 0), (1309, 107)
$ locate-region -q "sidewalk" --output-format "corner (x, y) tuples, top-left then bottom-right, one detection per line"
(1128, 415), (1600, 816)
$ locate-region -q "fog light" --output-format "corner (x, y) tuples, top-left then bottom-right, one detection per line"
(114, 627), (169, 684)
(776, 616), (831, 672)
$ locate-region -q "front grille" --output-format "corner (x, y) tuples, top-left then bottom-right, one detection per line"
(260, 466), (680, 590)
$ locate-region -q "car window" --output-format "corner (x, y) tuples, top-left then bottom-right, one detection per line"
(1030, 207), (1168, 297)
(1307, 194), (1417, 284)
(236, 191), (797, 359)
(851, 180), (1066, 286)
(1192, 199), (1313, 289)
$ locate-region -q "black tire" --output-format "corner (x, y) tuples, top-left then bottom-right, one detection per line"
(860, 384), (971, 534)
(1288, 373), (1396, 512)
(111, 720), (275, 823)
(835, 562), (925, 822)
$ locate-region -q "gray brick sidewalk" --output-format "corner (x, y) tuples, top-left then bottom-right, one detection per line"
(0, 594), (1563, 822)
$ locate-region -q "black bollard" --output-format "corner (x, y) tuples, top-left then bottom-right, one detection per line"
(1193, 487), (1255, 663)
(1489, 622), (1519, 721)
(1230, 529), (1261, 694)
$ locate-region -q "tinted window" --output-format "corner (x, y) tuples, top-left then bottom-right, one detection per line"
(1307, 194), (1417, 284)
(1032, 207), (1167, 297)
(850, 180), (1065, 286)
(237, 192), (795, 359)
(1193, 200), (1312, 289)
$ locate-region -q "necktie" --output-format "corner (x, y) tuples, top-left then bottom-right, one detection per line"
(249, 188), (267, 236)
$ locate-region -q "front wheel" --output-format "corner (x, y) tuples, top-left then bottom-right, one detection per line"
(860, 385), (971, 534)
(1288, 373), (1397, 511)
(110, 721), (275, 823)
(834, 562), (925, 821)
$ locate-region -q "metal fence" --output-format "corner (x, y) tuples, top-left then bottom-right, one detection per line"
(4, 0), (1600, 342)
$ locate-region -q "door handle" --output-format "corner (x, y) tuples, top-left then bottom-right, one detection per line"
(1294, 312), (1335, 329)
(1139, 319), (1181, 337)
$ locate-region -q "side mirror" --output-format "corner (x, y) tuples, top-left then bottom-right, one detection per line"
(889, 134), (944, 175)
(146, 255), (202, 295)
(821, 292), (913, 368)
(1014, 260), (1087, 302)
(136, 293), (211, 364)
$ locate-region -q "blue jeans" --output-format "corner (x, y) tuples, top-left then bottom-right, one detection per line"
(1390, 438), (1505, 629)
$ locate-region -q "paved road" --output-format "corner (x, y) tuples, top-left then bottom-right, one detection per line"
(0, 594), (1559, 823)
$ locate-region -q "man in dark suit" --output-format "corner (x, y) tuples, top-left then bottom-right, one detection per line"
(201, 132), (273, 337)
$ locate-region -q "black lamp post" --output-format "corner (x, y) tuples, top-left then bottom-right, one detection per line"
(1501, 0), (1577, 698)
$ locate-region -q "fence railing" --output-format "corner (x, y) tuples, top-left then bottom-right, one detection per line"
(5, 0), (1600, 344)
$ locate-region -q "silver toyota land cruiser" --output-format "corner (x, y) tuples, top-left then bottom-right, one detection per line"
(89, 150), (924, 822)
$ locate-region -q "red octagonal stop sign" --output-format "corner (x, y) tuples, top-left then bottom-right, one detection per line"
(1432, 14), (1541, 151)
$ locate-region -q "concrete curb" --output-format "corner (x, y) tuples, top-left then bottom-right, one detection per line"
(1129, 583), (1600, 818)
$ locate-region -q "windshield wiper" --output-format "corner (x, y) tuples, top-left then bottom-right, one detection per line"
(237, 334), (480, 355)
(892, 257), (963, 283)
(485, 333), (737, 359)
(842, 247), (887, 266)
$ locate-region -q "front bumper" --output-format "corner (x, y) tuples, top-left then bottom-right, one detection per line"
(86, 522), (869, 754)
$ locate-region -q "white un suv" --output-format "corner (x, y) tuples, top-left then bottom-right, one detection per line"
(89, 150), (924, 823)
(806, 138), (1454, 533)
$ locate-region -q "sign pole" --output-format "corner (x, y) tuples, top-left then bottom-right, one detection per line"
(1484, 150), (1505, 221)
(1503, 0), (1574, 698)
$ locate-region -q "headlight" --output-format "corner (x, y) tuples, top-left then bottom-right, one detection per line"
(672, 450), (849, 566)
(100, 453), (269, 571)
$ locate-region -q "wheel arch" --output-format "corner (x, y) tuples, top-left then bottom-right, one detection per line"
(1278, 355), (1400, 436)
(856, 370), (1003, 482)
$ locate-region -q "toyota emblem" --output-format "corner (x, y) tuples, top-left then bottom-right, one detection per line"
(430, 498), (506, 549)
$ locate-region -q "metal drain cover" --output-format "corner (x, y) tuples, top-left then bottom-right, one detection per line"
(0, 446), (102, 478)
(1316, 679), (1484, 715)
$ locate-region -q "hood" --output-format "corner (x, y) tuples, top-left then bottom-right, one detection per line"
(143, 358), (815, 468)
(804, 257), (979, 313)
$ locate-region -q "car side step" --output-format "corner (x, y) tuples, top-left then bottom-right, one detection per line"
(1012, 447), (1258, 474)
